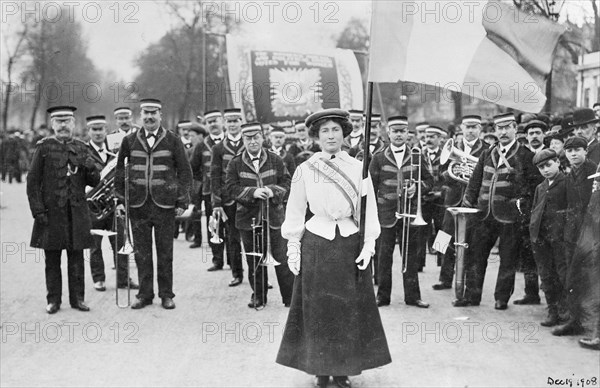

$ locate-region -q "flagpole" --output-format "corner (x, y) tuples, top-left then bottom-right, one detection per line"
(357, 81), (374, 280)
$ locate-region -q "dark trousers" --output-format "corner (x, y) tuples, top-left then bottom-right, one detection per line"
(465, 218), (519, 303)
(89, 215), (129, 284)
(377, 222), (423, 303)
(239, 228), (293, 305)
(44, 249), (84, 305)
(422, 201), (445, 267)
(532, 236), (566, 306)
(204, 195), (225, 266)
(517, 224), (539, 297)
(224, 203), (243, 278)
(130, 201), (176, 300)
(438, 211), (456, 286)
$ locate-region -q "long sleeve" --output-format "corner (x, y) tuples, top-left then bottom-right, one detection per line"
(281, 165), (308, 244)
(463, 149), (486, 207)
(266, 157), (291, 205)
(26, 144), (45, 217)
(211, 146), (224, 207)
(173, 139), (193, 208)
(225, 158), (258, 206)
(361, 173), (381, 256)
(114, 136), (130, 200)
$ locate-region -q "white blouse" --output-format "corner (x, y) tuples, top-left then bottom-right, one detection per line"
(281, 151), (381, 256)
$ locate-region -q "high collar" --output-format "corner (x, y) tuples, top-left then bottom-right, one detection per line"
(247, 149), (262, 160)
(390, 144), (406, 153)
(227, 133), (241, 142)
(90, 141), (105, 152)
(499, 139), (517, 153)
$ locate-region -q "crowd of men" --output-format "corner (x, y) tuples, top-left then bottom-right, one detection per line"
(22, 99), (600, 351)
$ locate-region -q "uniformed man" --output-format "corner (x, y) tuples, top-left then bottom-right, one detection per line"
(225, 123), (294, 308)
(415, 122), (429, 149)
(460, 113), (539, 309)
(114, 107), (137, 135)
(269, 125), (296, 175)
(177, 120), (194, 151)
(27, 106), (100, 313)
(349, 114), (386, 160)
(342, 109), (365, 151)
(370, 116), (433, 308)
(85, 115), (139, 292)
(287, 121), (321, 166)
(572, 108), (600, 164)
(115, 99), (192, 310)
(211, 108), (245, 286)
(433, 115), (488, 291)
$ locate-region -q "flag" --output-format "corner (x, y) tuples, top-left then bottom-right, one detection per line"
(368, 0), (566, 113)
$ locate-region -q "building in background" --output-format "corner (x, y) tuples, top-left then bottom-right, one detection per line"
(577, 52), (600, 108)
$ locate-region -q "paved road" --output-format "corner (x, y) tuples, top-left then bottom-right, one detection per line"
(1, 180), (599, 387)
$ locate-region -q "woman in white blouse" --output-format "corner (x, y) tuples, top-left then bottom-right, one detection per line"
(276, 109), (391, 388)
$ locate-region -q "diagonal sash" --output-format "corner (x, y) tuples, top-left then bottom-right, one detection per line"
(308, 158), (361, 225)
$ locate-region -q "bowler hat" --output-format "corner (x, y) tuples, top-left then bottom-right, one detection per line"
(572, 108), (599, 126)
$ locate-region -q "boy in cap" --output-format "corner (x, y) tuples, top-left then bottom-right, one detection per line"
(529, 149), (568, 326)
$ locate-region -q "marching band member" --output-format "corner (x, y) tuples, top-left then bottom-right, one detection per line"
(277, 109), (390, 388)
(415, 122), (429, 149)
(461, 113), (539, 309)
(349, 114), (386, 161)
(287, 121), (321, 166)
(115, 98), (192, 310)
(225, 123), (294, 308)
(86, 115), (138, 292)
(370, 115), (433, 308)
(269, 125), (296, 175)
(211, 108), (245, 286)
(342, 109), (365, 151)
(114, 107), (138, 136)
(553, 136), (598, 336)
(433, 115), (488, 291)
(27, 106), (100, 314)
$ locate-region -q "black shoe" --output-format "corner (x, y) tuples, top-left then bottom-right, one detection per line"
(578, 337), (600, 351)
(432, 283), (452, 290)
(189, 242), (202, 249)
(452, 299), (471, 307)
(284, 302), (291, 308)
(552, 320), (585, 336)
(131, 298), (153, 310)
(207, 265), (223, 272)
(406, 300), (429, 308)
(71, 301), (90, 312)
(248, 299), (265, 308)
(93, 281), (106, 292)
(315, 376), (330, 388)
(117, 281), (140, 289)
(376, 298), (390, 307)
(513, 295), (541, 305)
(332, 376), (351, 388)
(46, 303), (60, 314)
(494, 300), (508, 310)
(161, 297), (176, 309)
(229, 277), (243, 287)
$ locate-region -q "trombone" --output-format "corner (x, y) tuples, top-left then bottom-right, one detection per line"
(396, 147), (427, 273)
(116, 158), (134, 308)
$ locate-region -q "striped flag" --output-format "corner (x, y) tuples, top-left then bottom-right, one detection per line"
(368, 0), (566, 112)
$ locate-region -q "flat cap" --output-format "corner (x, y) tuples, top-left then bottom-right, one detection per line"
(532, 149), (557, 166)
(564, 136), (588, 150)
(524, 120), (548, 132)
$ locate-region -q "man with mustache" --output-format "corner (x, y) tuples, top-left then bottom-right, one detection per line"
(211, 108), (245, 286)
(115, 99), (192, 310)
(461, 113), (539, 310)
(572, 107), (600, 164)
(342, 110), (365, 151)
(27, 106), (100, 314)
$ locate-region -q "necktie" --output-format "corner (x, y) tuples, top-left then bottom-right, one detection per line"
(98, 148), (106, 162)
(429, 152), (436, 161)
(394, 147), (405, 154)
(147, 133), (156, 147)
(213, 137), (223, 144)
(330, 155), (336, 160)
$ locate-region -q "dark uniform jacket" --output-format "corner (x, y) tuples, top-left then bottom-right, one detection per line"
(210, 138), (245, 208)
(529, 172), (568, 244)
(349, 138), (386, 161)
(565, 159), (598, 244)
(288, 139), (321, 166)
(269, 147), (296, 175)
(342, 133), (363, 152)
(464, 141), (540, 224)
(441, 139), (488, 207)
(27, 136), (100, 250)
(587, 138), (600, 165)
(115, 127), (192, 209)
(225, 150), (290, 230)
(190, 136), (221, 196)
(422, 147), (444, 203)
(369, 145), (434, 228)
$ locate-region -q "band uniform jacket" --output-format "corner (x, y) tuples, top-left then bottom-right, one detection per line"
(225, 150), (290, 230)
(210, 138), (245, 208)
(115, 127), (192, 209)
(190, 136), (220, 197)
(369, 146), (434, 228)
(529, 172), (568, 244)
(463, 141), (539, 224)
(342, 133), (364, 152)
(441, 138), (488, 207)
(422, 147), (444, 203)
(270, 147), (296, 176)
(564, 159), (598, 244)
(27, 136), (100, 250)
(349, 138), (386, 161)
(287, 139), (321, 166)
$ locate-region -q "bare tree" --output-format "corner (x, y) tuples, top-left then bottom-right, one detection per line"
(2, 25), (28, 131)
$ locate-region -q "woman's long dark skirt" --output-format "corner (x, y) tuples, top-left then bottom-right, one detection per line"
(276, 230), (392, 376)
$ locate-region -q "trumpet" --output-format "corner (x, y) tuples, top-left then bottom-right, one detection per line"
(116, 158), (134, 308)
(440, 139), (478, 184)
(396, 147), (427, 273)
(209, 212), (223, 244)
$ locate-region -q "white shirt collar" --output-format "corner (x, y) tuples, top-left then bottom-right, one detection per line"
(500, 138), (517, 153)
(210, 133), (223, 141)
(181, 137), (191, 145)
(228, 133), (241, 142)
(90, 141), (105, 152)
(428, 147), (440, 154)
(350, 132), (362, 139)
(390, 144), (406, 153)
(464, 139), (476, 148)
(272, 146), (283, 153)
(248, 149), (261, 161)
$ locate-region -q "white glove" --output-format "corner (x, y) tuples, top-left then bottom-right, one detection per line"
(355, 248), (372, 270)
(287, 242), (301, 275)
